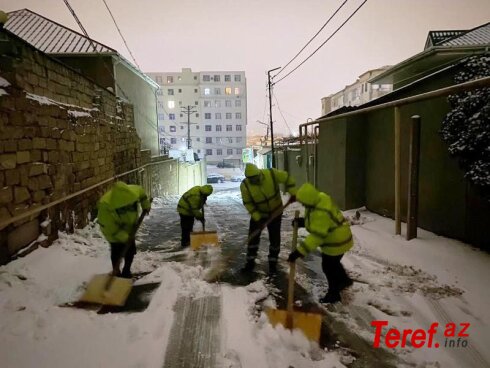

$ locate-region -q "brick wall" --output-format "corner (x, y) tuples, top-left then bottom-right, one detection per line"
(0, 29), (147, 263)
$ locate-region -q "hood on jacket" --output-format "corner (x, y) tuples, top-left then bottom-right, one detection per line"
(200, 184), (213, 196)
(296, 183), (321, 207)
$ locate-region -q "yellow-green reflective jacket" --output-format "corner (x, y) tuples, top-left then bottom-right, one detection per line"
(240, 168), (297, 221)
(177, 186), (206, 219)
(97, 184), (150, 244)
(297, 192), (353, 256)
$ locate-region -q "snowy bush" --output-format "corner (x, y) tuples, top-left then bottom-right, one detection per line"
(440, 56), (490, 194)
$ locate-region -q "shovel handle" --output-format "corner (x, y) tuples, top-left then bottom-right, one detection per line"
(247, 202), (292, 243)
(286, 210), (300, 329)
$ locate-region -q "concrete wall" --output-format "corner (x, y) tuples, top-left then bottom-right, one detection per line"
(115, 62), (159, 157)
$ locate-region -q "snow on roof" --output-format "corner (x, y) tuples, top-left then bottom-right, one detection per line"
(5, 8), (116, 54)
(439, 22), (490, 47)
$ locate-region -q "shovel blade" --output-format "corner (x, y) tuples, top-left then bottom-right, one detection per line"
(190, 231), (219, 250)
(266, 307), (322, 342)
(79, 274), (133, 306)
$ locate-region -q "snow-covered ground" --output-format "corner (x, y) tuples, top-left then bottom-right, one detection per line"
(0, 190), (488, 368)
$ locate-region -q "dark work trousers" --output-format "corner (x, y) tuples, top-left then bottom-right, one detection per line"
(180, 214), (195, 247)
(321, 253), (348, 295)
(110, 239), (136, 275)
(247, 215), (282, 264)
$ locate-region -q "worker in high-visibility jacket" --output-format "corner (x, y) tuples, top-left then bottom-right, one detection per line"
(240, 163), (297, 273)
(177, 185), (214, 247)
(98, 181), (151, 278)
(287, 183), (353, 304)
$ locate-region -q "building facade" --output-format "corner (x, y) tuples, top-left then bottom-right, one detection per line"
(321, 66), (392, 115)
(147, 68), (247, 165)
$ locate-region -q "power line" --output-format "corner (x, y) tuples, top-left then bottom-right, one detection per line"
(274, 0), (368, 85)
(274, 0), (349, 78)
(62, 0), (158, 133)
(101, 0), (141, 70)
(272, 92), (292, 135)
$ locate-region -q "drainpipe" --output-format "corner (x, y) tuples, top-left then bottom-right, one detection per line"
(314, 125), (320, 187)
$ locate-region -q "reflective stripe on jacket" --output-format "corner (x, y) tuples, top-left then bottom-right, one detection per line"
(177, 186), (206, 219)
(97, 184), (150, 244)
(297, 192), (353, 256)
(240, 168), (296, 221)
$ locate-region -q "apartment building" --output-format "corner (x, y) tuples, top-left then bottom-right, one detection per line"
(147, 68), (247, 165)
(321, 66), (392, 115)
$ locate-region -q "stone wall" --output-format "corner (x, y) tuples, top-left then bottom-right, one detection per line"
(0, 29), (146, 264)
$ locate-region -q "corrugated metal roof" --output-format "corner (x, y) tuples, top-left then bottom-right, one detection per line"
(440, 22), (490, 47)
(5, 9), (116, 54)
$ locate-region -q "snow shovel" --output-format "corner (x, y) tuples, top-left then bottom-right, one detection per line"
(190, 207), (219, 250)
(78, 211), (148, 307)
(265, 210), (322, 342)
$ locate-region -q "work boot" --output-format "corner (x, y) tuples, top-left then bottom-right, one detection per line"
(241, 260), (255, 272)
(121, 269), (133, 279)
(320, 292), (341, 304)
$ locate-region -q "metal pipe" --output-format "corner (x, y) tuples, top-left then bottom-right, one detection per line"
(314, 125), (320, 187)
(299, 76), (490, 129)
(394, 106), (401, 235)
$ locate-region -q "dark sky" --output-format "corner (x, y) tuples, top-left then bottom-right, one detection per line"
(2, 0), (490, 135)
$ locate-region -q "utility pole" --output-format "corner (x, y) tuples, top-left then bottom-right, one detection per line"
(268, 67), (281, 168)
(181, 105), (197, 149)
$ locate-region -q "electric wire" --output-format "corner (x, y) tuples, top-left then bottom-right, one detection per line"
(274, 0), (349, 78)
(101, 0), (141, 69)
(274, 0), (368, 85)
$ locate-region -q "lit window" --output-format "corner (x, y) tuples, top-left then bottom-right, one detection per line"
(169, 114), (175, 120)
(204, 88), (210, 95)
(236, 112), (242, 119)
(214, 75), (220, 82)
(215, 88), (221, 95)
(225, 100), (232, 107)
(204, 100), (211, 107)
(225, 87), (232, 95)
(226, 113), (232, 119)
(216, 125), (222, 132)
(206, 137), (212, 143)
(205, 113), (211, 119)
(215, 113), (221, 119)
(234, 75), (241, 82)
(236, 125), (242, 131)
(168, 101), (175, 109)
(206, 149), (212, 155)
(205, 125), (212, 131)
(226, 125), (232, 131)
(181, 137), (186, 142)
(178, 76), (182, 81)
(203, 75), (210, 82)
(168, 89), (174, 95)
(171, 138), (176, 144)
(170, 126), (176, 132)
(235, 100), (241, 107)
(167, 76), (174, 83)
(225, 75), (231, 82)
(234, 87), (240, 95)
(227, 149), (233, 155)
(217, 149), (222, 155)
